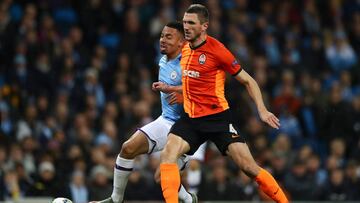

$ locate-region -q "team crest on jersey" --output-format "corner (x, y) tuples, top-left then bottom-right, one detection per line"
(170, 71), (177, 80)
(198, 53), (206, 64)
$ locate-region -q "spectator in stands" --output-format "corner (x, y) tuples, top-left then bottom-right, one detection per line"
(320, 82), (353, 144)
(186, 158), (203, 195)
(306, 154), (327, 187)
(232, 170), (259, 201)
(269, 152), (288, 183)
(319, 168), (349, 201)
(65, 170), (89, 203)
(0, 102), (13, 137)
(2, 169), (23, 201)
(124, 168), (151, 200)
(284, 158), (316, 200)
(325, 30), (357, 72)
(27, 161), (59, 197)
(88, 165), (112, 201)
(198, 165), (238, 200)
(344, 160), (360, 200)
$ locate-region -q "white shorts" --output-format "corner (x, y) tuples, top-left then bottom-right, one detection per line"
(139, 116), (207, 162)
(139, 116), (174, 154)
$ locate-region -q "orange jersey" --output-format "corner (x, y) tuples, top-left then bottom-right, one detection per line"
(181, 36), (242, 118)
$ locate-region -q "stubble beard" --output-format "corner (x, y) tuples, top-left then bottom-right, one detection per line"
(188, 32), (202, 44)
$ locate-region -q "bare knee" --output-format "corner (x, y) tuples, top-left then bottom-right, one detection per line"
(160, 134), (189, 164)
(120, 132), (149, 159)
(120, 141), (139, 159)
(160, 145), (178, 163)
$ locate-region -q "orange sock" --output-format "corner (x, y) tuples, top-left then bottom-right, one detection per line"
(255, 168), (288, 203)
(160, 163), (180, 203)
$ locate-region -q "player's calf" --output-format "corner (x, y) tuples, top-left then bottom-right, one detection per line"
(227, 143), (288, 203)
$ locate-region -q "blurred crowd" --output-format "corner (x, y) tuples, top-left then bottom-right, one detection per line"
(0, 0), (359, 202)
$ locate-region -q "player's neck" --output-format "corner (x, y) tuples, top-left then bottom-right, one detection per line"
(167, 49), (181, 61)
(190, 34), (207, 49)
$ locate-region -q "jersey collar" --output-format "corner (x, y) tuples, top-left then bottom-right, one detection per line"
(190, 35), (207, 50)
(166, 53), (182, 62)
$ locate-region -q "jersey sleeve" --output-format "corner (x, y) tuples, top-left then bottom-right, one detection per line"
(158, 56), (165, 81)
(217, 44), (242, 76)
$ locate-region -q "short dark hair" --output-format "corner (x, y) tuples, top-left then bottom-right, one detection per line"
(165, 21), (184, 36)
(186, 4), (209, 23)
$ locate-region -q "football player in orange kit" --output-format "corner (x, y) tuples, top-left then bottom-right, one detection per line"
(159, 4), (288, 203)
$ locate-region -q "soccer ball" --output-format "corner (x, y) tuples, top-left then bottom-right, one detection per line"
(51, 197), (73, 203)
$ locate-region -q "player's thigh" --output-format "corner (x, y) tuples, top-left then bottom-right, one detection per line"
(161, 133), (191, 163)
(169, 116), (205, 156)
(207, 121), (245, 155)
(139, 116), (174, 154)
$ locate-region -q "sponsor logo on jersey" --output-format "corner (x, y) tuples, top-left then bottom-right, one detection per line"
(198, 53), (206, 64)
(183, 70), (200, 78)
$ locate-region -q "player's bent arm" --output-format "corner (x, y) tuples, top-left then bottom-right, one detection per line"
(166, 85), (182, 93)
(234, 70), (280, 129)
(234, 70), (267, 112)
(152, 81), (182, 93)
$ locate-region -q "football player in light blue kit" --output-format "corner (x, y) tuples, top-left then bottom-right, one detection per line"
(156, 52), (183, 123)
(92, 22), (204, 203)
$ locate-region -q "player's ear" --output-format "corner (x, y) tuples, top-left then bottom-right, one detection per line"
(202, 22), (209, 32)
(178, 34), (185, 47)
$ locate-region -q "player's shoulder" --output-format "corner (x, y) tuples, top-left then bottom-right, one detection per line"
(206, 36), (229, 54)
(206, 36), (230, 57)
(207, 36), (226, 48)
(159, 55), (168, 66)
(159, 55), (167, 63)
(182, 42), (191, 50)
(181, 42), (192, 57)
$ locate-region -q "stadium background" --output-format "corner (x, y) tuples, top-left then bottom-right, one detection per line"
(0, 0), (359, 202)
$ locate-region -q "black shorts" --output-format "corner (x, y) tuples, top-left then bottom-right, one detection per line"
(169, 109), (245, 155)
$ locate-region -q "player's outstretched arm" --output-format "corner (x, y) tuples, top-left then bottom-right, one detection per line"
(234, 70), (280, 129)
(152, 81), (182, 93)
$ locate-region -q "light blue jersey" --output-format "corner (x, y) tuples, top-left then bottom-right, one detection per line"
(158, 54), (183, 122)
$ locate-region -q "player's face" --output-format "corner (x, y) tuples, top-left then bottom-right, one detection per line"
(159, 26), (183, 55)
(183, 13), (208, 42)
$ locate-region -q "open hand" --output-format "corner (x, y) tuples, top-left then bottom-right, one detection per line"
(259, 110), (280, 129)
